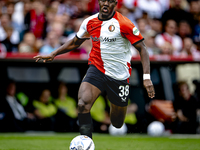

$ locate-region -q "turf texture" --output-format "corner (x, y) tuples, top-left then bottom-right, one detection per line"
(0, 133), (200, 150)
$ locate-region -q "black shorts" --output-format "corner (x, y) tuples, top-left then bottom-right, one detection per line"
(82, 65), (130, 107)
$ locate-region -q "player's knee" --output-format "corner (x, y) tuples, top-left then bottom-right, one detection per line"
(78, 99), (90, 113)
(78, 101), (86, 113)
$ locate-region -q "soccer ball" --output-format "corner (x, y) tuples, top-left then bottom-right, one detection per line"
(108, 123), (127, 136)
(147, 121), (165, 136)
(69, 135), (95, 150)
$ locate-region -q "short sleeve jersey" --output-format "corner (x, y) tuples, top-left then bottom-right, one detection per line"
(77, 11), (144, 80)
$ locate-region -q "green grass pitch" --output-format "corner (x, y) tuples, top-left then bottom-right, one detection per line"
(0, 133), (200, 150)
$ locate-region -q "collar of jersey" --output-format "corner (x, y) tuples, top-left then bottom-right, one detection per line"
(98, 11), (116, 21)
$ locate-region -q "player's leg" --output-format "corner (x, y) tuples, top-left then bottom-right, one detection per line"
(105, 75), (130, 128)
(110, 103), (127, 128)
(78, 81), (101, 139)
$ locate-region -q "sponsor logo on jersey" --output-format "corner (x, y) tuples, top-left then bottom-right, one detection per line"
(133, 27), (139, 36)
(91, 36), (116, 42)
(100, 37), (116, 42)
(108, 25), (115, 32)
(91, 36), (99, 42)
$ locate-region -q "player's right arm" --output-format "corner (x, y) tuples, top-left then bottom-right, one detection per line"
(33, 36), (86, 63)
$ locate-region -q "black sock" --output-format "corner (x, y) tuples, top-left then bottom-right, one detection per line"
(78, 112), (93, 139)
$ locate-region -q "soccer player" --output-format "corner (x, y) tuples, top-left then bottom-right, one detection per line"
(34, 0), (155, 138)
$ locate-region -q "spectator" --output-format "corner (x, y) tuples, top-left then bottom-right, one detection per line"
(50, 0), (60, 11)
(159, 41), (173, 55)
(24, 0), (47, 39)
(173, 81), (200, 134)
(0, 0), (7, 14)
(178, 20), (192, 40)
(12, 0), (32, 35)
(51, 21), (66, 44)
(136, 18), (149, 37)
(189, 0), (200, 23)
(54, 82), (78, 132)
(177, 37), (200, 57)
(18, 32), (36, 53)
(162, 0), (194, 28)
(32, 89), (57, 131)
(53, 14), (72, 37)
(23, 1), (32, 17)
(39, 31), (60, 54)
(0, 13), (20, 52)
(170, 0), (190, 11)
(11, 0), (24, 33)
(0, 79), (36, 132)
(149, 18), (163, 35)
(57, 0), (79, 18)
(45, 7), (57, 33)
(137, 0), (163, 19)
(155, 19), (183, 54)
(5, 2), (15, 18)
(143, 30), (160, 56)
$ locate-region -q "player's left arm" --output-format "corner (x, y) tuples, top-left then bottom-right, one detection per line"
(133, 41), (155, 98)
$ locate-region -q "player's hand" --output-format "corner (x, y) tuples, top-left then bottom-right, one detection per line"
(143, 79), (155, 98)
(33, 53), (55, 63)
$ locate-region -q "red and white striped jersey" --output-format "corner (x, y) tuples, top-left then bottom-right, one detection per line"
(77, 11), (144, 80)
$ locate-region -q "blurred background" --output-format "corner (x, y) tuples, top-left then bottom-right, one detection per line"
(0, 0), (200, 136)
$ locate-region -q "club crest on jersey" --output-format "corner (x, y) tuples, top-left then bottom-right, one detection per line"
(133, 27), (139, 36)
(108, 25), (115, 32)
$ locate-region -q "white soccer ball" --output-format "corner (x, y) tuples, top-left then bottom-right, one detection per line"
(108, 123), (127, 136)
(69, 135), (95, 150)
(147, 121), (165, 136)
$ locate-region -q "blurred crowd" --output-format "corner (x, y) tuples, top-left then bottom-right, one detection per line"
(0, 0), (200, 57)
(0, 78), (200, 134)
(0, 79), (139, 133)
